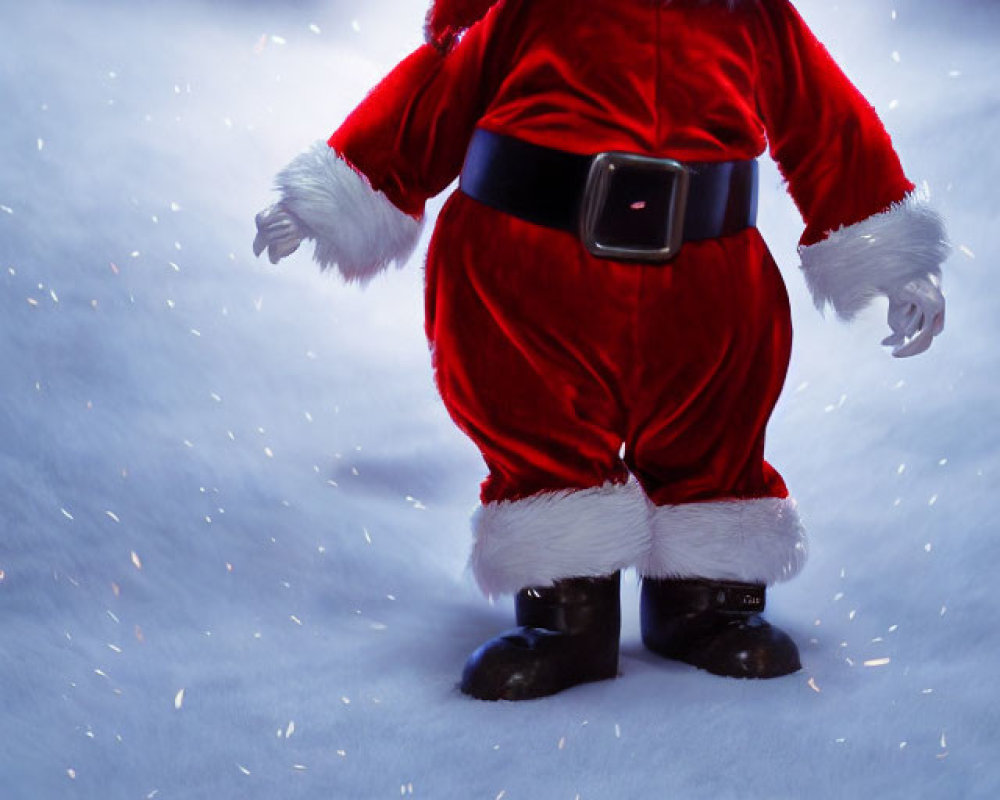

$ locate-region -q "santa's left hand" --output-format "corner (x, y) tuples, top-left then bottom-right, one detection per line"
(880, 276), (945, 358)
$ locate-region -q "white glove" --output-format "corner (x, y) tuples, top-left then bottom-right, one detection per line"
(253, 202), (308, 264)
(880, 276), (945, 358)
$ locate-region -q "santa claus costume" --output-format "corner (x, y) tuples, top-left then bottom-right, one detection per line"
(254, 0), (947, 700)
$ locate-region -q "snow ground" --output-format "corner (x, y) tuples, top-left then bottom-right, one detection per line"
(1, 1), (997, 797)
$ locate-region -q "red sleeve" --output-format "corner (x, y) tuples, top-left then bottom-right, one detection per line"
(327, 2), (517, 218)
(755, 0), (915, 246)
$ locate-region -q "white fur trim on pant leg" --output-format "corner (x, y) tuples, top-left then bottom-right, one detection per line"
(274, 141), (423, 284)
(637, 497), (807, 586)
(799, 191), (949, 320)
(469, 481), (653, 597)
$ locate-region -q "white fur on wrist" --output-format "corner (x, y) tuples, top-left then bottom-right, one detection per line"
(274, 141), (423, 284)
(799, 191), (949, 320)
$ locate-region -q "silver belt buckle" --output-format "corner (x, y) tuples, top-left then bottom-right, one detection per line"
(579, 152), (691, 262)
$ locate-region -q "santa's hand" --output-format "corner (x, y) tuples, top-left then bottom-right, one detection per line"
(880, 277), (945, 358)
(253, 203), (307, 264)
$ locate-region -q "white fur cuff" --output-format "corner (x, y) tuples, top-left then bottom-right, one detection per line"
(274, 142), (423, 283)
(638, 497), (807, 586)
(469, 481), (652, 597)
(799, 192), (949, 320)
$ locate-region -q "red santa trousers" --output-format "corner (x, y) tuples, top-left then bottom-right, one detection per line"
(426, 191), (804, 595)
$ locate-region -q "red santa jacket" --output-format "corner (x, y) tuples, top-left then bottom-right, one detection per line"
(332, 0), (914, 244)
(276, 0), (944, 317)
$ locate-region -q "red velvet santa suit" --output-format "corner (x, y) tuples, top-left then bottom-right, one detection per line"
(274, 0), (946, 597)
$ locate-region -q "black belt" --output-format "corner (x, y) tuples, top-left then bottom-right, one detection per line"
(459, 128), (758, 263)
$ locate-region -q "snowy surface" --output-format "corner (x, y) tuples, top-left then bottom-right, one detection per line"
(1, 1), (998, 797)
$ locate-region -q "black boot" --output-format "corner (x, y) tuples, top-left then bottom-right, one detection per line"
(640, 578), (801, 679)
(460, 573), (621, 701)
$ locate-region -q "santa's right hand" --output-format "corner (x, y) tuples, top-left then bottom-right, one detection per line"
(253, 202), (306, 264)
